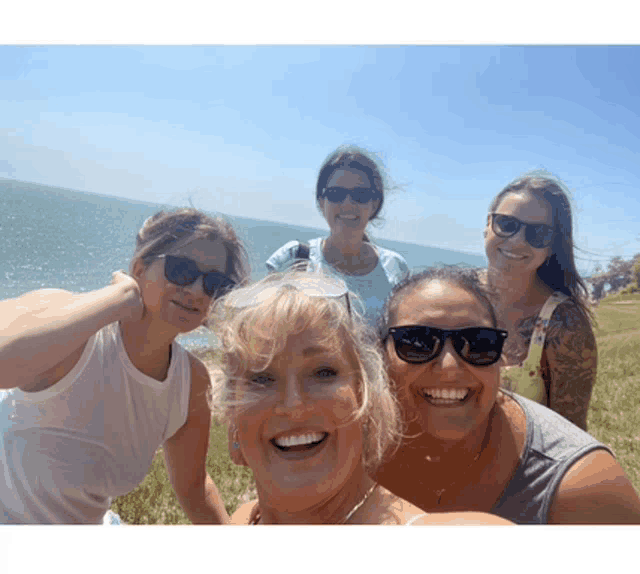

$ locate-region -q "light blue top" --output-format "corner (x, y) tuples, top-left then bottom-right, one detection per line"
(265, 238), (409, 327)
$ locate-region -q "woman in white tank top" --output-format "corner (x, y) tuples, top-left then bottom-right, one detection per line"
(0, 208), (250, 524)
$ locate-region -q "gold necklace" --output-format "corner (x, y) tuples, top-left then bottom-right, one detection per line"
(249, 484), (378, 525)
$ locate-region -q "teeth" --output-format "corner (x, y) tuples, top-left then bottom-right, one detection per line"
(274, 432), (327, 448)
(339, 215), (358, 220)
(422, 388), (470, 401)
(500, 250), (526, 260)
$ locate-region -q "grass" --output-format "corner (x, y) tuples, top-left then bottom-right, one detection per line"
(112, 298), (640, 523)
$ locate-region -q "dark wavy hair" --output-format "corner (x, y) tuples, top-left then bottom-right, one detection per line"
(315, 145), (387, 241)
(378, 267), (498, 339)
(488, 171), (592, 321)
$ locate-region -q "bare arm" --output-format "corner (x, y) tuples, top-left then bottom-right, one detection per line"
(543, 301), (597, 430)
(163, 355), (229, 524)
(0, 271), (143, 390)
(549, 450), (640, 524)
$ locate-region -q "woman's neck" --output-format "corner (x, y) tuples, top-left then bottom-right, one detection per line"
(486, 265), (550, 309)
(324, 233), (366, 259)
(254, 471), (376, 525)
(405, 410), (495, 465)
(119, 319), (177, 380)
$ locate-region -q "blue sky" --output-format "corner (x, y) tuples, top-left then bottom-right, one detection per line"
(1, 44), (639, 275)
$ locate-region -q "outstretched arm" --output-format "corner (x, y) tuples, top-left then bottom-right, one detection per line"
(163, 355), (229, 524)
(0, 271), (144, 390)
(549, 449), (640, 524)
(543, 301), (597, 430)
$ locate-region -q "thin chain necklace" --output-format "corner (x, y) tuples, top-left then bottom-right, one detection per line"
(425, 420), (493, 506)
(248, 483), (378, 525)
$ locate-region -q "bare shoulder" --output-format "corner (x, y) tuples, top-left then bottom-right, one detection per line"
(186, 352), (213, 410)
(231, 500), (258, 525)
(549, 449), (640, 524)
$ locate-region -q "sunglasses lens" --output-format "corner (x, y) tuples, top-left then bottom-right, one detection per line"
(323, 188), (347, 203)
(455, 328), (505, 366)
(323, 187), (375, 204)
(526, 225), (554, 249)
(493, 215), (520, 236)
(203, 273), (236, 298)
(165, 255), (200, 286)
(392, 327), (441, 363)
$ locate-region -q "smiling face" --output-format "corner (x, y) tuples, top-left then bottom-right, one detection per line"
(319, 168), (380, 238)
(134, 237), (228, 333)
(485, 191), (553, 275)
(385, 280), (500, 442)
(232, 325), (364, 512)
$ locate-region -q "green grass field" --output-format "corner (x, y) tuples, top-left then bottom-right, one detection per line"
(111, 296), (640, 523)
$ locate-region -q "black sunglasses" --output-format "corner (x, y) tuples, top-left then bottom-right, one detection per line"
(385, 325), (508, 367)
(159, 255), (236, 298)
(320, 186), (380, 204)
(490, 213), (554, 249)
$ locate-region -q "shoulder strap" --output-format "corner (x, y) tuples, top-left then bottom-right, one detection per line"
(295, 241), (310, 260)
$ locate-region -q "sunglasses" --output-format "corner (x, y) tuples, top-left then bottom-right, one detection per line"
(490, 213), (554, 249)
(224, 274), (353, 316)
(158, 255), (236, 298)
(320, 186), (380, 204)
(385, 325), (508, 367)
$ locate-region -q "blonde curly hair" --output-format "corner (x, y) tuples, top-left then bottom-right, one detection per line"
(208, 270), (402, 472)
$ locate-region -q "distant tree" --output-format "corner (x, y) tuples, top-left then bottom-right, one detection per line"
(586, 253), (640, 299)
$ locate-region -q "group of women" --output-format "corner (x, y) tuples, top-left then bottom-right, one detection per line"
(1, 145), (639, 525)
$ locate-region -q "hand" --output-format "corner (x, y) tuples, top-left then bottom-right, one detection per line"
(111, 270), (145, 322)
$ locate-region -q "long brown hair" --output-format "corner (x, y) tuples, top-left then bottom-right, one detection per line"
(488, 171), (592, 321)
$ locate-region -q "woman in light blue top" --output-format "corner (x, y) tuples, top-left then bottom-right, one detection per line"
(265, 145), (409, 326)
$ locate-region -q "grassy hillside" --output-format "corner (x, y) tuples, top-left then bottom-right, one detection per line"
(112, 297), (640, 523)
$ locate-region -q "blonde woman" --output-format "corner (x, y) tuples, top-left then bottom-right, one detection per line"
(209, 271), (511, 525)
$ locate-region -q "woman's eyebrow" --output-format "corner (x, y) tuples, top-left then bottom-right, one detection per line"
(301, 346), (333, 358)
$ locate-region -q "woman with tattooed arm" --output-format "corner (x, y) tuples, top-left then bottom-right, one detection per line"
(483, 172), (596, 430)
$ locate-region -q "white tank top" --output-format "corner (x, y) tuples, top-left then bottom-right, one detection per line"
(0, 322), (191, 524)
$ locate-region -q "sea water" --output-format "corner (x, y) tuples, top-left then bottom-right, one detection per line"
(0, 179), (487, 351)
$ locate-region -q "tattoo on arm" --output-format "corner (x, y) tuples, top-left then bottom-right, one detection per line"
(543, 302), (597, 431)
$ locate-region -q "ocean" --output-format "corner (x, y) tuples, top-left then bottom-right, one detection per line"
(0, 178), (486, 350)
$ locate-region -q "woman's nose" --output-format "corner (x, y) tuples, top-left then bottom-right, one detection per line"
(274, 376), (308, 416)
(435, 338), (466, 373)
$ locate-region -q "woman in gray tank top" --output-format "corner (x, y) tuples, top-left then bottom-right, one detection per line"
(375, 266), (640, 524)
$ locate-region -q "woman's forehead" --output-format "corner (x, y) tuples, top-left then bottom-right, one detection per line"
(392, 280), (493, 327)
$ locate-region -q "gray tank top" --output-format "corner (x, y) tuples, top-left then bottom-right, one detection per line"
(490, 392), (611, 524)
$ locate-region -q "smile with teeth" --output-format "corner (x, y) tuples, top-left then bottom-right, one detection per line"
(499, 249), (527, 260)
(421, 388), (471, 404)
(272, 432), (328, 451)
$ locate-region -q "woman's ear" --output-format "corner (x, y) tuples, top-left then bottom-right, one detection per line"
(228, 424), (248, 467)
(131, 258), (146, 281)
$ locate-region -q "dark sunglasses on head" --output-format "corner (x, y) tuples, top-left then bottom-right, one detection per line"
(320, 186), (379, 204)
(385, 325), (508, 367)
(159, 254), (236, 298)
(490, 213), (554, 249)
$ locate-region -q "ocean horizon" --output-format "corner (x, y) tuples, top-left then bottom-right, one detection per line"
(1, 177), (487, 350)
